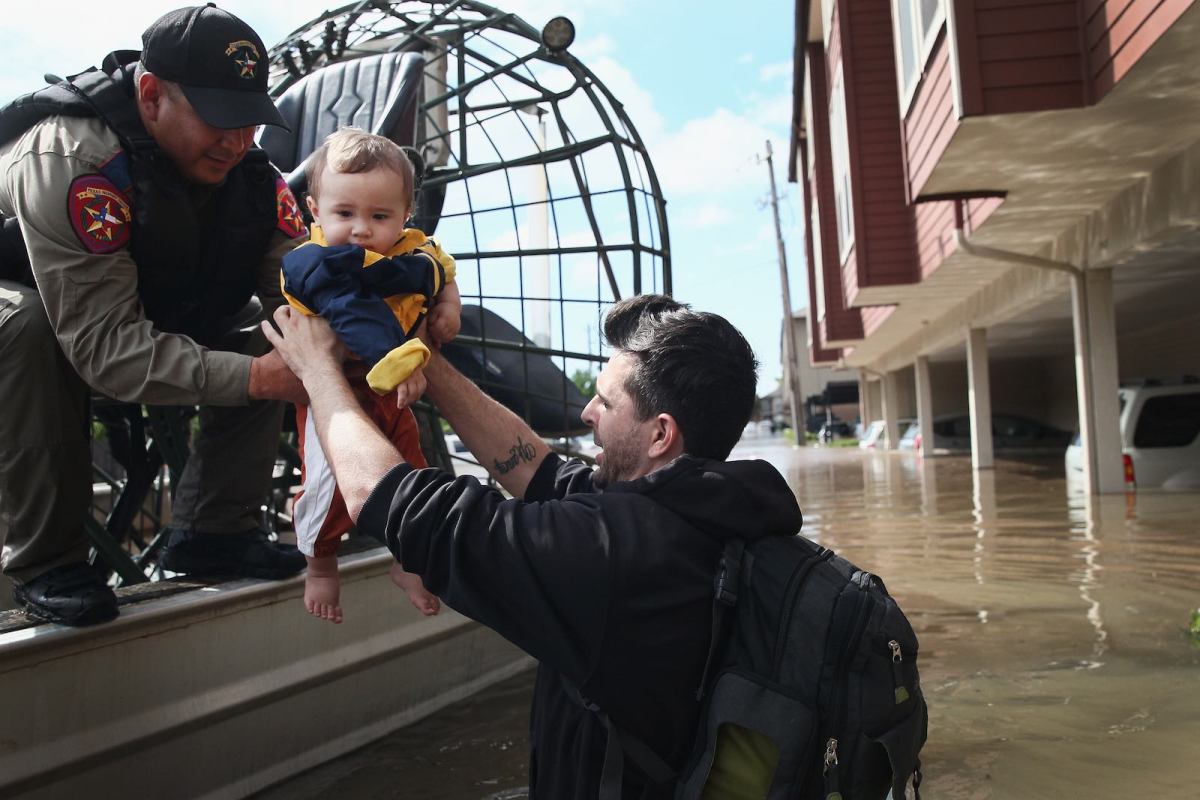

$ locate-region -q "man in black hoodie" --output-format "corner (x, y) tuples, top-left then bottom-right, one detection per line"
(262, 293), (804, 799)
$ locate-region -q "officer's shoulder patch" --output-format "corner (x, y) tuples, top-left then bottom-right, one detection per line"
(67, 174), (132, 254)
(275, 176), (307, 239)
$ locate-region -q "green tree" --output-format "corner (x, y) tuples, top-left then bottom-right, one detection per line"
(571, 369), (597, 399)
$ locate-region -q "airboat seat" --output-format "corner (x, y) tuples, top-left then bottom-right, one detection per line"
(442, 304), (589, 437)
(259, 50), (426, 199)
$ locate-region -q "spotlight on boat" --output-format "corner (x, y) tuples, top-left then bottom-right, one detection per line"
(541, 16), (575, 53)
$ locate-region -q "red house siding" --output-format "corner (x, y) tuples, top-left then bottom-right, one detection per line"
(807, 43), (864, 345)
(805, 230), (843, 365)
(915, 200), (955, 279)
(861, 304), (896, 338)
(903, 35), (957, 202)
(1085, 0), (1194, 100)
(799, 139), (845, 366)
(953, 0), (1087, 115)
(837, 0), (918, 305)
(914, 196), (1004, 279)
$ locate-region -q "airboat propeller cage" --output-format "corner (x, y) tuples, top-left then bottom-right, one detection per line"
(265, 0), (670, 436)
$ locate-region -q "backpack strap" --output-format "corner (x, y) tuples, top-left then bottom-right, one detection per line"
(560, 677), (676, 799)
(694, 538), (745, 700)
(561, 538), (751, 797)
(65, 51), (157, 155)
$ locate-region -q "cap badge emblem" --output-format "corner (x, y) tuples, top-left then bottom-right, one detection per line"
(225, 40), (260, 79)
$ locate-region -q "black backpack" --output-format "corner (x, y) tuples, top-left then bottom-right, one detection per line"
(585, 533), (927, 799)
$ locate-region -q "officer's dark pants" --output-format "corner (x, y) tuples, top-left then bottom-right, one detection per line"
(0, 280), (284, 583)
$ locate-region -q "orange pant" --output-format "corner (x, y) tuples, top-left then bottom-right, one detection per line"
(293, 389), (427, 558)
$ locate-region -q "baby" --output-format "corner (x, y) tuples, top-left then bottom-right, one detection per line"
(281, 127), (461, 623)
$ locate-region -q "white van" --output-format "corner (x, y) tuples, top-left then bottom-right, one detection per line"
(1065, 381), (1200, 489)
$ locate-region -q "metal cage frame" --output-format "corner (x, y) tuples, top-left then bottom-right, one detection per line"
(268, 1), (671, 429)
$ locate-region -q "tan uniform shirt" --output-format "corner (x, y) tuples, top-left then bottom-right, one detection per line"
(0, 114), (295, 406)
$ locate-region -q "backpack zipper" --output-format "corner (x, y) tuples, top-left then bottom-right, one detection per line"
(889, 638), (911, 705)
(822, 737), (841, 800)
(770, 546), (833, 679)
(822, 575), (876, 794)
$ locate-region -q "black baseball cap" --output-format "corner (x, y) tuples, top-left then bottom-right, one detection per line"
(141, 3), (289, 130)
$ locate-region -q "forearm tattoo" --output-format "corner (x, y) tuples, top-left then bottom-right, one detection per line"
(494, 436), (537, 474)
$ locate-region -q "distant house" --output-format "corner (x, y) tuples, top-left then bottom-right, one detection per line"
(769, 309), (857, 430)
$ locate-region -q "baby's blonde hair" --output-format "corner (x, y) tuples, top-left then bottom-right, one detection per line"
(307, 127), (415, 207)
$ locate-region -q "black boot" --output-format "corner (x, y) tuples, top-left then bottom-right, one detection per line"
(160, 527), (305, 580)
(13, 562), (119, 626)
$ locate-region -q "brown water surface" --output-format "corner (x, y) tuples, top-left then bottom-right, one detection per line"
(260, 441), (1200, 799)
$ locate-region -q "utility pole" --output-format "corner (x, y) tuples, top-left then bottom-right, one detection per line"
(764, 139), (806, 444)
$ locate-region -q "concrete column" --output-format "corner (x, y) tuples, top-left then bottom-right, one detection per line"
(1071, 268), (1124, 493)
(914, 356), (934, 458)
(860, 371), (884, 424)
(857, 371), (870, 427)
(966, 327), (994, 469)
(881, 370), (900, 450)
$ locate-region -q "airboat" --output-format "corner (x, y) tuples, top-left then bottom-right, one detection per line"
(0, 3), (671, 797)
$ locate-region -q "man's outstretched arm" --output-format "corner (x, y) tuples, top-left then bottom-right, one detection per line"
(422, 350), (553, 500)
(261, 307), (404, 521)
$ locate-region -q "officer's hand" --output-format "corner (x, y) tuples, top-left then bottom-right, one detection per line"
(248, 349), (309, 405)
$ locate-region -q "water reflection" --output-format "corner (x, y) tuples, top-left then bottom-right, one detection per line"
(257, 442), (1200, 799)
(782, 446), (1200, 799)
(973, 468), (995, 590)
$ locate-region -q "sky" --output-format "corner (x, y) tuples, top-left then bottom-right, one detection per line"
(0, 0), (808, 395)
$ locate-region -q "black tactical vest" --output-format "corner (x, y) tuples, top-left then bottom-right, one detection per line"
(0, 50), (278, 345)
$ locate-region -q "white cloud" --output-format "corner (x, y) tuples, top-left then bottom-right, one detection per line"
(758, 61), (793, 82)
(673, 203), (734, 230)
(745, 90), (795, 130)
(649, 108), (779, 197)
(570, 34), (617, 61)
(578, 55), (666, 141)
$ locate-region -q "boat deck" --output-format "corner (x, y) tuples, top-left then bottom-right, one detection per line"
(0, 544), (531, 799)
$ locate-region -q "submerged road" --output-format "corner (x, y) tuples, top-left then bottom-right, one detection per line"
(257, 436), (1200, 799)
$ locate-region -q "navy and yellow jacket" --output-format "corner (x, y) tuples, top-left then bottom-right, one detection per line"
(281, 225), (456, 394)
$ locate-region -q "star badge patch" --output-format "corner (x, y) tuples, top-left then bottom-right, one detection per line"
(225, 39), (260, 79)
(275, 177), (307, 239)
(67, 175), (131, 254)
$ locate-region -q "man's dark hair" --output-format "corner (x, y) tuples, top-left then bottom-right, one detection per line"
(603, 294), (759, 460)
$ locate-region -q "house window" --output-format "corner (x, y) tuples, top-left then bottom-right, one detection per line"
(829, 69), (854, 261)
(892, 0), (944, 108)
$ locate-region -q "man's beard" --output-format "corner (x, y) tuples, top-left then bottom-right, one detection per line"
(592, 435), (640, 489)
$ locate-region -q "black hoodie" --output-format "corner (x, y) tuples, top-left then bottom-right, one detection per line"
(358, 452), (803, 799)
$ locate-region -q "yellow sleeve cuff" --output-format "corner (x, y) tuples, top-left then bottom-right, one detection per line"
(365, 339), (431, 394)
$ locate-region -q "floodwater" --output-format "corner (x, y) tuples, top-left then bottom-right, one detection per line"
(258, 438), (1200, 799)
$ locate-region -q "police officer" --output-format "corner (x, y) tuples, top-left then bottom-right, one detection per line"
(0, 5), (311, 626)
